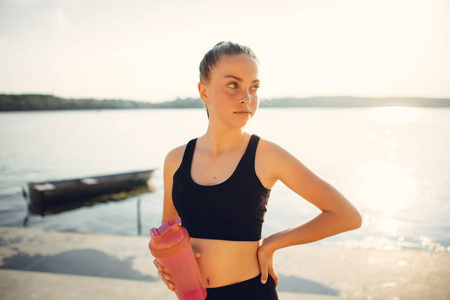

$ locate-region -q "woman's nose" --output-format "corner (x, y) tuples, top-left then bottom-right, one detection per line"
(239, 90), (252, 104)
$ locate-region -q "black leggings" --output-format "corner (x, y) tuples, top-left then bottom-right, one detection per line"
(205, 274), (278, 300)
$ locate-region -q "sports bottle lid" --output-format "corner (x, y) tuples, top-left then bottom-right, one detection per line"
(149, 217), (189, 258)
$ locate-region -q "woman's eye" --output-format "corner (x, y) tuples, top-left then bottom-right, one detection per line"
(227, 82), (238, 89)
(252, 85), (260, 91)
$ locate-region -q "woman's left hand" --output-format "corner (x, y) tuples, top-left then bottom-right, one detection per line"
(257, 237), (279, 287)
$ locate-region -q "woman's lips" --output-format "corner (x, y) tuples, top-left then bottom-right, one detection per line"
(234, 110), (251, 115)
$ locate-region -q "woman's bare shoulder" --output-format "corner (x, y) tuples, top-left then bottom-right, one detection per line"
(165, 144), (187, 171)
(255, 137), (293, 188)
(257, 137), (290, 158)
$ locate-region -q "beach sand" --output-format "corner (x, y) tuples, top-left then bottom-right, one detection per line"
(0, 226), (448, 299)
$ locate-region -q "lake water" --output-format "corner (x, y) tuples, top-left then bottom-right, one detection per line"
(0, 107), (449, 252)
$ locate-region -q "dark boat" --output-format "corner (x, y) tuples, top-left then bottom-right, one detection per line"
(24, 169), (155, 216)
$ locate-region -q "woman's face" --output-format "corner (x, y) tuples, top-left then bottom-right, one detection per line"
(199, 54), (260, 128)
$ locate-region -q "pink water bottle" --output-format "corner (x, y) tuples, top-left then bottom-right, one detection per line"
(149, 217), (207, 300)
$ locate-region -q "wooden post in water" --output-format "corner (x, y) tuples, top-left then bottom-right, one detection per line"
(137, 197), (142, 235)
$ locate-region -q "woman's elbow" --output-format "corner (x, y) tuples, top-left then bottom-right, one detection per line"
(335, 202), (362, 231)
(347, 208), (363, 230)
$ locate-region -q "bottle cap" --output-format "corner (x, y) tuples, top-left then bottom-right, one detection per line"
(149, 217), (190, 258)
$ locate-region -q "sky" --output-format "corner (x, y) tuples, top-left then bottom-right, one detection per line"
(0, 0), (449, 103)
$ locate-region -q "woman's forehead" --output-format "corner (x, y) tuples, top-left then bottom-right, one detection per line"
(212, 54), (259, 79)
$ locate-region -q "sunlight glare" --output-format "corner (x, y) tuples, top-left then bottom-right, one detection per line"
(354, 160), (417, 218)
(369, 107), (423, 125)
(376, 218), (404, 237)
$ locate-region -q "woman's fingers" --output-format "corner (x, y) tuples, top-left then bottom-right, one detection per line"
(161, 276), (175, 291)
(160, 271), (175, 291)
(268, 266), (279, 287)
(153, 259), (175, 291)
(258, 243), (278, 286)
(257, 251), (269, 284)
(153, 258), (160, 268)
(192, 246), (201, 258)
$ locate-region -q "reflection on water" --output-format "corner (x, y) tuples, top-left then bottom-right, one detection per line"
(335, 107), (449, 252)
(1, 108), (449, 252)
(369, 106), (423, 125)
(253, 107), (450, 252)
(355, 160), (417, 218)
(351, 107), (423, 250)
(350, 160), (419, 250)
(376, 218), (405, 237)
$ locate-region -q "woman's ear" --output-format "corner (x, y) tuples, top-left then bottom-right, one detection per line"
(198, 82), (209, 104)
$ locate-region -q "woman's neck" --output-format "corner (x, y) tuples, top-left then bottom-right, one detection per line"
(201, 125), (249, 156)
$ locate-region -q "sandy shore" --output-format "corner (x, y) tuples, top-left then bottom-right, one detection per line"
(0, 226), (448, 299)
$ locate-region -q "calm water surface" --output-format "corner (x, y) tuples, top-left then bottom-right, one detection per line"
(0, 107), (449, 252)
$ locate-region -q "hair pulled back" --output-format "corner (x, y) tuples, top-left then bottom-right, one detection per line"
(199, 41), (259, 83)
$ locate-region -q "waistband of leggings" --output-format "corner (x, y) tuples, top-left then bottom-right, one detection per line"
(206, 274), (263, 291)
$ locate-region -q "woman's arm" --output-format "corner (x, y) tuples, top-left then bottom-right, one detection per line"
(162, 147), (183, 223)
(256, 140), (362, 284)
(155, 146), (184, 292)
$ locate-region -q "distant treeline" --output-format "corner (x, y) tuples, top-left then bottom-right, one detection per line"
(261, 96), (450, 108)
(0, 94), (449, 111)
(0, 94), (203, 111)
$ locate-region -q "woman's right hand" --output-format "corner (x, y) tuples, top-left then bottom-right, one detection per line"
(153, 247), (201, 292)
(153, 259), (176, 292)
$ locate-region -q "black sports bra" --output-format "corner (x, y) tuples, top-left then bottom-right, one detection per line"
(172, 134), (271, 241)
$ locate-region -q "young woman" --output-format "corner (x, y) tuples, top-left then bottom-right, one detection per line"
(154, 41), (362, 300)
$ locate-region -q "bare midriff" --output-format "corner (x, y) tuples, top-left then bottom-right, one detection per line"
(190, 238), (261, 288)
